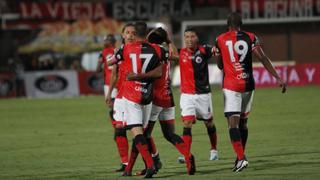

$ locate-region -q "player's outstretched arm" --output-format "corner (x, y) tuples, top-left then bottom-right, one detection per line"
(126, 64), (163, 81)
(253, 47), (287, 93)
(106, 64), (118, 106)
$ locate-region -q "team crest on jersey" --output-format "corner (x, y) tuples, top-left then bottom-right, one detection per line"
(195, 56), (203, 63)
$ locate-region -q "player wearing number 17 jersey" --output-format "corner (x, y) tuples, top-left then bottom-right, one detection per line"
(214, 12), (287, 172)
(110, 22), (164, 178)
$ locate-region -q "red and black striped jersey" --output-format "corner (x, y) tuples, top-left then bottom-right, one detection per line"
(115, 41), (168, 105)
(153, 59), (174, 108)
(99, 47), (114, 85)
(179, 45), (213, 94)
(215, 30), (260, 92)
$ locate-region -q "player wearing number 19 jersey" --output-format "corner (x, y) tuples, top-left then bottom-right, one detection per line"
(214, 12), (286, 172)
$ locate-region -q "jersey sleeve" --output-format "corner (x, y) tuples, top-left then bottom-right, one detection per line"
(114, 44), (125, 62)
(159, 46), (170, 63)
(252, 35), (261, 51)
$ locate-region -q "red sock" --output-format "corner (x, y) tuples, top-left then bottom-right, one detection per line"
(115, 136), (129, 164)
(175, 142), (190, 157)
(125, 149), (138, 172)
(232, 140), (245, 160)
(135, 135), (154, 169)
(183, 127), (192, 152)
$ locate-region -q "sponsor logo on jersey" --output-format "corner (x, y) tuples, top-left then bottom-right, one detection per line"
(237, 72), (250, 80)
(135, 86), (148, 93)
(195, 56), (203, 63)
(35, 75), (68, 93)
(0, 79), (13, 96)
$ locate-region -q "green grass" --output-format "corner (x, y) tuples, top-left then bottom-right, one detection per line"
(1, 86), (320, 179)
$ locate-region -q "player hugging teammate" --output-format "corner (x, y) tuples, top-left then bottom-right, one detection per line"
(99, 12), (286, 178)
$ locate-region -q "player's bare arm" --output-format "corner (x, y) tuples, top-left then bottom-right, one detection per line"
(126, 64), (163, 81)
(253, 47), (287, 93)
(168, 42), (179, 61)
(213, 46), (223, 70)
(106, 64), (118, 106)
(96, 57), (104, 73)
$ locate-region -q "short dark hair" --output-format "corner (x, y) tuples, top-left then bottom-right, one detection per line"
(104, 34), (116, 44)
(227, 12), (243, 28)
(122, 23), (135, 33)
(184, 28), (198, 36)
(147, 27), (168, 44)
(135, 21), (148, 38)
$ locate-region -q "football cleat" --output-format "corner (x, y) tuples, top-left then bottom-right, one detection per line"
(233, 159), (248, 172)
(177, 156), (186, 164)
(186, 154), (196, 175)
(115, 163), (127, 172)
(209, 149), (219, 160)
(144, 168), (156, 178)
(152, 154), (162, 172)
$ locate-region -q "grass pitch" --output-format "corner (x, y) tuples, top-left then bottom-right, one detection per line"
(1, 86), (320, 179)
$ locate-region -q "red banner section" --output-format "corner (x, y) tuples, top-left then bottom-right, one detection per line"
(231, 0), (320, 19)
(78, 71), (104, 95)
(19, 2), (106, 20)
(0, 73), (17, 98)
(253, 63), (320, 87)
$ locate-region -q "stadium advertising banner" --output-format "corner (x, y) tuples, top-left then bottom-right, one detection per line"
(231, 0), (320, 19)
(14, 0), (192, 22)
(24, 70), (79, 98)
(78, 72), (104, 95)
(254, 63), (320, 87)
(172, 63), (320, 87)
(0, 73), (17, 98)
(19, 1), (106, 20)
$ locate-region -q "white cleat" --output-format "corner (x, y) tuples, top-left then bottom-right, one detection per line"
(233, 159), (248, 172)
(209, 149), (219, 160)
(177, 156), (186, 164)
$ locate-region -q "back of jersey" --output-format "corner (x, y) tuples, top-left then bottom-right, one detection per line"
(119, 41), (161, 105)
(216, 30), (260, 92)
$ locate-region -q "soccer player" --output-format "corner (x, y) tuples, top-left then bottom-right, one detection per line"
(126, 27), (196, 175)
(176, 28), (219, 162)
(108, 22), (165, 178)
(107, 23), (137, 172)
(214, 12), (287, 172)
(96, 34), (129, 172)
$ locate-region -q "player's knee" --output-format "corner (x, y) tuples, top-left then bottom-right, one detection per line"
(183, 120), (193, 128)
(114, 127), (126, 140)
(204, 119), (214, 128)
(115, 124), (124, 129)
(239, 118), (248, 130)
